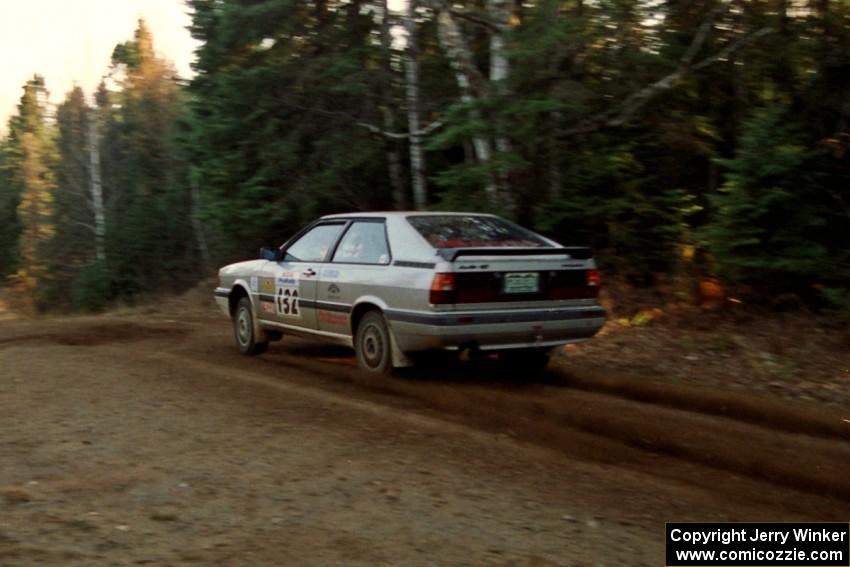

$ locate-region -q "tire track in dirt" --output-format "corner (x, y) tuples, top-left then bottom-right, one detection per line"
(5, 313), (846, 566)
(9, 313), (844, 440)
(8, 315), (848, 510)
(164, 332), (850, 510)
(0, 321), (187, 347)
(241, 333), (850, 443)
(553, 368), (849, 442)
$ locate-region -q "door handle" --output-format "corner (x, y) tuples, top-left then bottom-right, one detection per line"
(302, 268), (317, 277)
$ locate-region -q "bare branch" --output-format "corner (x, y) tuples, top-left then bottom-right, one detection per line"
(679, 5), (726, 67)
(692, 27), (774, 71)
(560, 23), (775, 138)
(60, 182), (96, 213)
(71, 220), (96, 234)
(271, 96), (444, 140)
(355, 118), (445, 140)
(448, 8), (500, 33)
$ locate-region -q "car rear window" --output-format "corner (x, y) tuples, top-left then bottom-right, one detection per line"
(407, 215), (550, 249)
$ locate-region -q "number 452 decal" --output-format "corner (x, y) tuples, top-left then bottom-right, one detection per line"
(276, 287), (300, 317)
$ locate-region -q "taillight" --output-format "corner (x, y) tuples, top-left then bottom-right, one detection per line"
(586, 269), (601, 287)
(429, 273), (456, 304)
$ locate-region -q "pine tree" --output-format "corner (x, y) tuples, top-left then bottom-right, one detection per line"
(99, 19), (194, 298)
(706, 103), (849, 303)
(40, 86), (111, 309)
(1, 76), (57, 309)
(186, 0), (395, 258)
(0, 135), (21, 279)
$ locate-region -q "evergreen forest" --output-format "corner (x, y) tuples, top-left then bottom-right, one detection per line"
(0, 0), (848, 314)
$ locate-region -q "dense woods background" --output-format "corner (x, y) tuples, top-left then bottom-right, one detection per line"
(0, 0), (848, 314)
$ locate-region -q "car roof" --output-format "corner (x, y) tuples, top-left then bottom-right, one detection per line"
(320, 211), (498, 220)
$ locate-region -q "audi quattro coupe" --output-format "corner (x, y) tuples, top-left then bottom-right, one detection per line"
(214, 212), (606, 374)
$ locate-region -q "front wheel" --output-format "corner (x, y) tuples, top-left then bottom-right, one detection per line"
(354, 311), (393, 374)
(233, 297), (268, 355)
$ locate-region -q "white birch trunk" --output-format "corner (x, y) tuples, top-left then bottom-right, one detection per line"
(404, 0), (428, 210)
(88, 111), (106, 263)
(382, 0), (408, 210)
(488, 0), (511, 85)
(435, 8), (498, 202)
(488, 0), (514, 211)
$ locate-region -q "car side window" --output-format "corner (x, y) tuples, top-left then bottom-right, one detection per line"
(332, 222), (390, 265)
(284, 224), (345, 262)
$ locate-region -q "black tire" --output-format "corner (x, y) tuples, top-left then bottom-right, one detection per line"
(233, 297), (268, 355)
(354, 311), (393, 374)
(499, 348), (551, 375)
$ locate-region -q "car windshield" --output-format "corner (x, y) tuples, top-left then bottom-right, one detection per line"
(407, 215), (550, 249)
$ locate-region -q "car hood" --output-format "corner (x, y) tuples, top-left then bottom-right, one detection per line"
(219, 259), (266, 276)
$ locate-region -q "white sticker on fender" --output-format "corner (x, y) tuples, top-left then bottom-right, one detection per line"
(250, 276), (258, 292)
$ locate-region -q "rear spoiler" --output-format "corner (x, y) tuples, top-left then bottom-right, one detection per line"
(439, 247), (593, 262)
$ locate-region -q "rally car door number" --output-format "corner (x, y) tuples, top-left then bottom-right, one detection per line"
(276, 287), (299, 316)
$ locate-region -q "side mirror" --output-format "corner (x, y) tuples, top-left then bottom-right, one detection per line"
(260, 247), (280, 261)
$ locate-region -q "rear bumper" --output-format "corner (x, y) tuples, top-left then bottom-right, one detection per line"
(386, 305), (606, 352)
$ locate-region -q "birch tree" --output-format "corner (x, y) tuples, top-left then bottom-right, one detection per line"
(88, 107), (105, 263)
(404, 0), (428, 210)
(488, 0), (514, 207)
(382, 0), (408, 210)
(433, 5), (498, 202)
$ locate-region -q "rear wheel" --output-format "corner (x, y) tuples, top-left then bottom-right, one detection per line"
(355, 311), (392, 374)
(499, 348), (551, 375)
(233, 297), (268, 355)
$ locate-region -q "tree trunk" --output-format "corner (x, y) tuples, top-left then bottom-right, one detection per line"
(434, 7), (498, 202)
(382, 0), (408, 210)
(88, 111), (106, 263)
(489, 0), (511, 86)
(778, 0), (789, 35)
(488, 0), (515, 212)
(548, 113), (563, 199)
(189, 169), (211, 273)
(404, 0), (428, 210)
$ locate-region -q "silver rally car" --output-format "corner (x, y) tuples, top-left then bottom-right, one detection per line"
(214, 212), (606, 373)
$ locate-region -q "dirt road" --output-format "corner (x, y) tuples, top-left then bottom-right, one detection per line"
(1, 304), (847, 566)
